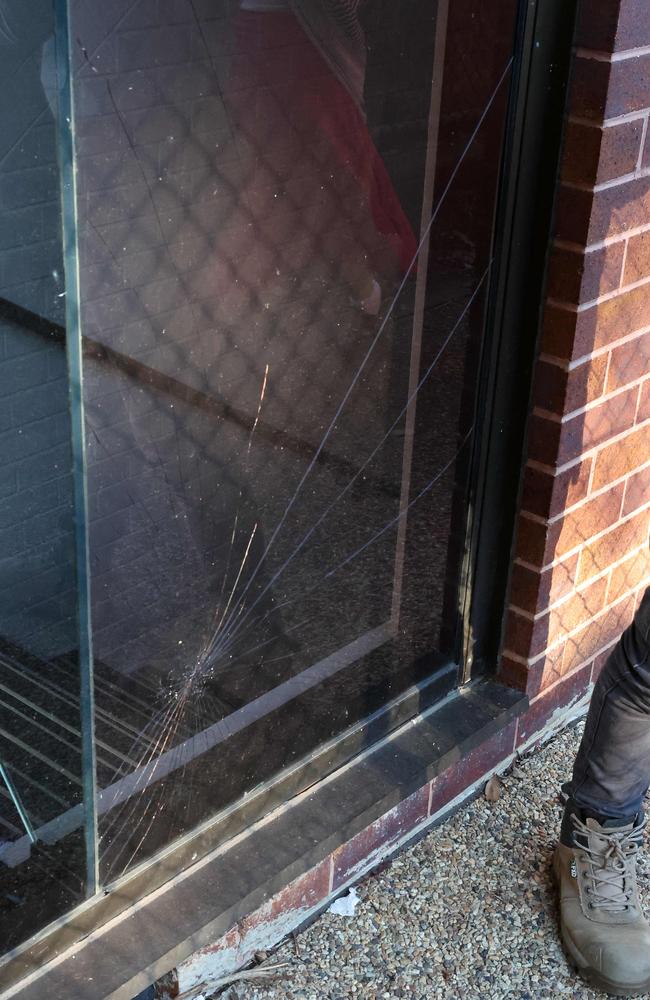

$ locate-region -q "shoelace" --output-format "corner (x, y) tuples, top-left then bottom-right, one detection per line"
(572, 814), (647, 912)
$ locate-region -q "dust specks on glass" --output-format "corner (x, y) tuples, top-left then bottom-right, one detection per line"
(0, 0), (517, 955)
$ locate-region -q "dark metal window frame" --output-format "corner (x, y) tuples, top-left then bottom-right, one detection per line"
(461, 0), (579, 679)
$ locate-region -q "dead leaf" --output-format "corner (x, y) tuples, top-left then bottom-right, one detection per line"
(484, 775), (503, 802)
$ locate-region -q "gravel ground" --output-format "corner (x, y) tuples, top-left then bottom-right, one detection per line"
(214, 720), (650, 1000)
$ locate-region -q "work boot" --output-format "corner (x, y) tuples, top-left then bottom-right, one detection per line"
(553, 803), (650, 996)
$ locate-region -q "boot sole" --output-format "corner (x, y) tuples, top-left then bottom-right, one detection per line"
(552, 851), (650, 997)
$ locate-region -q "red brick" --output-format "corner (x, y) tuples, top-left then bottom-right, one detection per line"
(241, 859), (332, 936)
(515, 483), (629, 568)
(622, 464), (650, 515)
(515, 515), (550, 567)
(552, 388), (637, 465)
(592, 422), (650, 489)
(545, 281), (650, 362)
(505, 575), (608, 660)
(534, 355), (608, 415)
(561, 121), (602, 187)
(516, 664), (592, 746)
(527, 413), (562, 466)
(570, 56), (611, 122)
(576, 508), (650, 583)
(332, 787), (429, 889)
(498, 655), (528, 692)
(553, 481), (626, 558)
(541, 304), (580, 361)
(518, 485), (625, 569)
(560, 119), (644, 187)
(608, 545), (650, 601)
(575, 0), (650, 52)
(606, 330), (650, 391)
(624, 232), (650, 284)
(572, 55), (650, 122)
(508, 553), (579, 615)
(428, 721), (517, 816)
(598, 120), (645, 182)
(525, 642), (573, 697)
(547, 243), (624, 303)
(561, 592), (638, 673)
(521, 460), (593, 520)
(557, 174), (650, 246)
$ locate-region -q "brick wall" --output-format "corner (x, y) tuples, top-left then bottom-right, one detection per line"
(501, 0), (650, 718)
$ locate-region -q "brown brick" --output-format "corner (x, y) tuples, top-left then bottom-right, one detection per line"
(541, 304), (579, 361)
(516, 663), (592, 745)
(576, 508), (650, 583)
(544, 576), (609, 651)
(545, 282), (650, 361)
(608, 545), (650, 601)
(599, 119), (645, 182)
(241, 858), (332, 933)
(623, 231), (650, 284)
(509, 553), (579, 615)
(515, 515), (549, 567)
(623, 464), (650, 516)
(332, 787), (429, 889)
(575, 0), (650, 53)
(521, 460), (593, 520)
(505, 574), (606, 661)
(561, 592), (638, 673)
(571, 56), (611, 122)
(553, 387), (638, 465)
(547, 243), (624, 304)
(428, 722), (518, 816)
(644, 122), (650, 168)
(592, 422), (650, 489)
(572, 54), (650, 122)
(498, 655), (528, 692)
(561, 121), (602, 187)
(534, 356), (607, 415)
(527, 413), (562, 467)
(557, 174), (650, 246)
(606, 330), (650, 391)
(553, 482), (626, 558)
(516, 484), (627, 569)
(522, 642), (567, 697)
(562, 115), (644, 189)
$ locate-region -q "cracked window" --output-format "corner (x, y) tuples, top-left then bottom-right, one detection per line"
(1, 0), (518, 951)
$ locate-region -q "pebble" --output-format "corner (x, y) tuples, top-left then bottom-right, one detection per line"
(215, 722), (650, 999)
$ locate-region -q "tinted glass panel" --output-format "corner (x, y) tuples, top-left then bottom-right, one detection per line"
(65, 0), (517, 881)
(0, 0), (88, 952)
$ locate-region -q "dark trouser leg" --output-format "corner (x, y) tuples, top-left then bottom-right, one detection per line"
(564, 587), (650, 822)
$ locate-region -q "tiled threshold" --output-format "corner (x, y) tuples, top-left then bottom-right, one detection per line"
(4, 669), (593, 1000)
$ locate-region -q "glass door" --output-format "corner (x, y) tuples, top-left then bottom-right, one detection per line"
(67, 0), (519, 882)
(1, 0), (523, 949)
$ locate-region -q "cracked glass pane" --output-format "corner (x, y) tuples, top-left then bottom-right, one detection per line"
(68, 0), (518, 882)
(0, 0), (88, 953)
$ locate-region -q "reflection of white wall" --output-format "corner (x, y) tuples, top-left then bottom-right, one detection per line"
(0, 2), (78, 658)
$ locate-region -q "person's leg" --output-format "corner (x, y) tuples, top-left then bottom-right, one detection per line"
(563, 586), (650, 827)
(554, 587), (650, 995)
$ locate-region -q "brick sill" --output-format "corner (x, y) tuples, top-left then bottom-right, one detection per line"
(5, 679), (526, 1000)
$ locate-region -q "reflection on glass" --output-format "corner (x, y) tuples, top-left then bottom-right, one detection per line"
(0, 0), (87, 954)
(65, 0), (516, 882)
